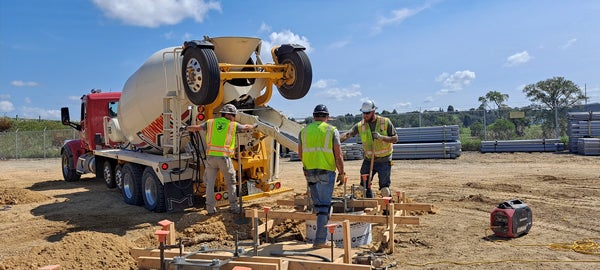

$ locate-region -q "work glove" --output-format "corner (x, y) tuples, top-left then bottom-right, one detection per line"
(336, 172), (347, 186)
(372, 132), (383, 140)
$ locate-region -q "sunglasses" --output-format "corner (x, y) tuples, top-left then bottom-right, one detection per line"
(362, 111), (372, 115)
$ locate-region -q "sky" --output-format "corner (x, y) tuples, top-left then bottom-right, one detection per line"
(1, 0), (599, 120)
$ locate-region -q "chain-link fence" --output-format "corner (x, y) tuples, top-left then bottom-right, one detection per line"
(0, 129), (78, 160)
(2, 105), (598, 159)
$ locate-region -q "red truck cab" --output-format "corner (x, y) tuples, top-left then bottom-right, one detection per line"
(61, 89), (121, 181)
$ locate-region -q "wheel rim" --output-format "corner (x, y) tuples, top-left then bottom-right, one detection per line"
(282, 62), (297, 86)
(123, 174), (133, 198)
(144, 176), (157, 206)
(61, 154), (69, 177)
(184, 58), (203, 94)
(103, 162), (113, 185)
(115, 167), (123, 189)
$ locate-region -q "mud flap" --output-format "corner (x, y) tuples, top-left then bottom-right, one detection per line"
(164, 180), (194, 212)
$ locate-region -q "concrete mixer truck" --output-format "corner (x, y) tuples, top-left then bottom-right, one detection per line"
(60, 36), (310, 212)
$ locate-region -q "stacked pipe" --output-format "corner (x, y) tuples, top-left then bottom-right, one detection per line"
(341, 143), (364, 160)
(480, 139), (564, 153)
(576, 138), (600, 155)
(392, 125), (461, 159)
(567, 111), (600, 153)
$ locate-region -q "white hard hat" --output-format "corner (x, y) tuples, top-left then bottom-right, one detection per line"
(360, 100), (377, 113)
(219, 104), (238, 114)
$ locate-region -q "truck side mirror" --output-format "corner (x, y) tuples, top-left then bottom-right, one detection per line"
(61, 107), (82, 131)
(61, 107), (71, 125)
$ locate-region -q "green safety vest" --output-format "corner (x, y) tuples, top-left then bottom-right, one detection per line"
(358, 116), (393, 158)
(206, 117), (237, 157)
(300, 121), (336, 171)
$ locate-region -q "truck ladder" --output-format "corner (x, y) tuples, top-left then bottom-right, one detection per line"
(162, 92), (184, 156)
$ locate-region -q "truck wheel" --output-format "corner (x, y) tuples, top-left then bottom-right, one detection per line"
(115, 164), (124, 190)
(102, 159), (117, 189)
(276, 50), (312, 100)
(181, 47), (220, 105)
(121, 163), (144, 206)
(61, 147), (81, 182)
(142, 167), (166, 212)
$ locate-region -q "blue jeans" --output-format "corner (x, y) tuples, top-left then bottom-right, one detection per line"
(305, 171), (335, 244)
(360, 160), (391, 198)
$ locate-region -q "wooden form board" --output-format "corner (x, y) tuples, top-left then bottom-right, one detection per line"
(243, 208), (420, 225)
(276, 198), (433, 212)
(132, 246), (370, 270)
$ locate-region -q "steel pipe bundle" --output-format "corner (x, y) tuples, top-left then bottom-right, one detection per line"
(392, 142), (461, 159)
(395, 125), (459, 143)
(567, 111), (600, 153)
(392, 125), (461, 159)
(577, 138), (600, 156)
(480, 139), (564, 153)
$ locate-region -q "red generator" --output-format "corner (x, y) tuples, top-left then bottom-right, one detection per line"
(490, 199), (532, 238)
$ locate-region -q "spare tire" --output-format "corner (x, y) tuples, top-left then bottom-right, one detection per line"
(276, 49), (312, 100)
(181, 47), (221, 105)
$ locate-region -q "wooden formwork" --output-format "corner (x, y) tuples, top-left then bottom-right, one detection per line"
(133, 192), (433, 269)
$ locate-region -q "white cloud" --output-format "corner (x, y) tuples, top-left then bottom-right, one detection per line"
(68, 96), (82, 101)
(260, 30), (313, 62)
(316, 81), (361, 101)
(435, 70), (476, 94)
(0, 101), (15, 112)
(505, 51), (532, 66)
(24, 97), (31, 104)
(313, 79), (336, 89)
(561, 38), (577, 49)
(372, 4), (431, 35)
(394, 102), (412, 108)
(92, 0), (221, 28)
(424, 96), (434, 103)
(259, 22), (271, 33)
(329, 39), (350, 49)
(0, 94), (10, 99)
(20, 106), (61, 120)
(11, 80), (39, 87)
(268, 30), (313, 53)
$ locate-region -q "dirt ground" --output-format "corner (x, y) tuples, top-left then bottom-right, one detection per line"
(0, 152), (599, 270)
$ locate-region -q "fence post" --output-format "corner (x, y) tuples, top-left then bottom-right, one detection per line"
(43, 127), (47, 159)
(15, 129), (19, 159)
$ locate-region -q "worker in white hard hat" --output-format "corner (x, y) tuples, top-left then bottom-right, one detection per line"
(340, 100), (398, 199)
(187, 103), (257, 215)
(298, 104), (346, 249)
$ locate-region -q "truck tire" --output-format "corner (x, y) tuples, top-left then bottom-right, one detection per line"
(142, 167), (166, 212)
(102, 159), (117, 189)
(115, 164), (124, 190)
(181, 47), (220, 105)
(276, 49), (312, 100)
(61, 147), (81, 182)
(121, 163), (144, 206)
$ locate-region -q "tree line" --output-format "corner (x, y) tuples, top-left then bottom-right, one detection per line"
(308, 76), (591, 140)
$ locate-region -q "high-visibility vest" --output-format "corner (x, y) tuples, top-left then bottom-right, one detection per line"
(300, 121), (336, 171)
(358, 116), (393, 158)
(206, 117), (237, 157)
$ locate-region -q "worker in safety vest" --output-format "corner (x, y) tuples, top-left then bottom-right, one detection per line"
(187, 104), (257, 215)
(340, 100), (398, 198)
(298, 104), (346, 249)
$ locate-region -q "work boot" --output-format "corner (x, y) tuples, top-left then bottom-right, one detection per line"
(312, 242), (332, 249)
